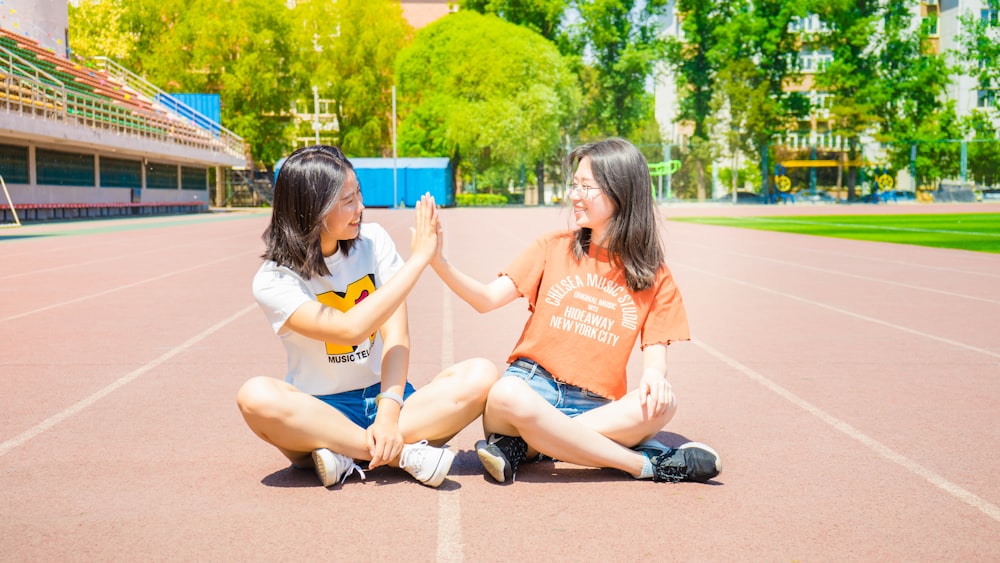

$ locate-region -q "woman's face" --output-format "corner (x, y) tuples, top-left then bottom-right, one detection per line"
(320, 172), (364, 254)
(569, 156), (615, 242)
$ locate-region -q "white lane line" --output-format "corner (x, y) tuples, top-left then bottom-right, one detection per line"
(668, 222), (1000, 279)
(1, 252), (250, 322)
(0, 304), (257, 459)
(673, 262), (1000, 360)
(437, 286), (463, 562)
(679, 242), (1000, 306)
(694, 338), (1000, 523)
(0, 231), (255, 281)
(441, 287), (455, 368)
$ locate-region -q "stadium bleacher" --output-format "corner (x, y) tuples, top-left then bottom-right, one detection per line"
(0, 25), (247, 223)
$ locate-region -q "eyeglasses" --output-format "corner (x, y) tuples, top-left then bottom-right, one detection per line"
(568, 183), (601, 198)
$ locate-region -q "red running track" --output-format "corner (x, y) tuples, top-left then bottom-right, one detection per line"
(1, 203), (998, 561)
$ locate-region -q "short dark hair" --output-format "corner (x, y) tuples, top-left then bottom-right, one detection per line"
(261, 145), (358, 279)
(568, 137), (664, 291)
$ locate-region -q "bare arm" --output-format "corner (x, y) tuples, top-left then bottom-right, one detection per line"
(284, 193), (439, 344)
(431, 259), (520, 313)
(639, 343), (674, 417)
(425, 198), (520, 313)
(368, 302), (408, 469)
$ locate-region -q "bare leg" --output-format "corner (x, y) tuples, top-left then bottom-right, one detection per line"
(397, 357), (500, 449)
(482, 377), (676, 477)
(236, 376), (369, 467)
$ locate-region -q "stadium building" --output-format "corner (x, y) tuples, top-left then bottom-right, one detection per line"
(0, 0), (247, 223)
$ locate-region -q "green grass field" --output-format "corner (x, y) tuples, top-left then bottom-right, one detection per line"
(671, 213), (1000, 254)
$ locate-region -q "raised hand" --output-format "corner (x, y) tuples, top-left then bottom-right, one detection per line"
(410, 193), (439, 264)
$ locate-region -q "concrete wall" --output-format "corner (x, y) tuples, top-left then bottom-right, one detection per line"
(0, 0), (69, 57)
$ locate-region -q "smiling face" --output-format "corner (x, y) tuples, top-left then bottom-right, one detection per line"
(320, 172), (364, 255)
(569, 156), (616, 243)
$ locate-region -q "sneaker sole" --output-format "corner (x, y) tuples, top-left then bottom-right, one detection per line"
(312, 449), (337, 487)
(678, 441), (722, 474)
(475, 440), (511, 483)
(420, 447), (456, 488)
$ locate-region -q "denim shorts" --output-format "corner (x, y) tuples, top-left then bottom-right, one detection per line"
(314, 381), (416, 429)
(505, 358), (610, 417)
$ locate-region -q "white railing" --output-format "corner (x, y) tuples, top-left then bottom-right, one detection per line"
(0, 47), (246, 163)
(89, 56), (246, 159)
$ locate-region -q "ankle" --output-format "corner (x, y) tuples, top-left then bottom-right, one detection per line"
(635, 452), (654, 479)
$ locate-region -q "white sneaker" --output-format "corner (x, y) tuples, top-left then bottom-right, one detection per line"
(312, 448), (366, 487)
(398, 440), (455, 488)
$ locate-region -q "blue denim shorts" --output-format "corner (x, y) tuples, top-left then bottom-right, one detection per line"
(314, 381), (416, 429)
(505, 358), (610, 417)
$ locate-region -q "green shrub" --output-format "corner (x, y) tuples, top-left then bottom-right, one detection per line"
(455, 193), (509, 206)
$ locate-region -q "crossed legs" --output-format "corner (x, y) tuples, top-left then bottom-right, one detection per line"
(480, 376), (677, 477)
(236, 357), (500, 469)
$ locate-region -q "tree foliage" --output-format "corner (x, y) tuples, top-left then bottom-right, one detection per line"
(568, 0), (668, 139)
(66, 0), (137, 61)
(290, 0), (413, 157)
(662, 0), (734, 199)
(955, 1), (1000, 104)
(463, 0), (569, 44)
(395, 11), (579, 190)
(70, 0), (299, 165)
(707, 0), (809, 198)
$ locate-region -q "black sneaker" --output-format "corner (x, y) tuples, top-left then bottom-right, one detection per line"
(649, 442), (721, 483)
(475, 433), (527, 483)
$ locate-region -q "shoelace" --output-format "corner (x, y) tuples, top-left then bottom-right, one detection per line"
(398, 439), (430, 472)
(651, 450), (687, 483)
(339, 459), (366, 484)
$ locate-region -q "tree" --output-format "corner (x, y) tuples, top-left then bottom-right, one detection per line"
(864, 0), (952, 188)
(663, 0), (734, 200)
(708, 0), (810, 200)
(70, 0), (301, 166)
(955, 0), (1000, 115)
(462, 0), (572, 202)
(570, 0), (669, 139)
(290, 0), (413, 157)
(462, 0), (569, 45)
(67, 0), (137, 61)
(888, 102), (963, 189)
(963, 111), (1000, 187)
(395, 11), (579, 194)
(810, 0), (887, 200)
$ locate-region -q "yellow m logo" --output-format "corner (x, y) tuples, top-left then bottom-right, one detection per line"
(317, 274), (377, 356)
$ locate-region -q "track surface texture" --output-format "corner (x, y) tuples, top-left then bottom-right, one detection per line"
(2, 202), (998, 561)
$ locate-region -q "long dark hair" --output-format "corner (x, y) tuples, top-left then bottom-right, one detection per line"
(262, 145), (358, 279)
(568, 137), (664, 291)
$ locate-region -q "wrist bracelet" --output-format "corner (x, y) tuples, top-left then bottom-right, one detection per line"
(375, 391), (404, 408)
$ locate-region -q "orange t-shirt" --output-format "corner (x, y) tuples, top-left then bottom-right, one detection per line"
(503, 231), (690, 400)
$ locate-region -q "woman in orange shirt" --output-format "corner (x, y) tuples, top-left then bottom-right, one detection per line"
(427, 137), (721, 484)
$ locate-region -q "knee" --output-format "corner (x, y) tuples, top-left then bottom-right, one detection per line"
(236, 376), (283, 417)
(451, 357), (501, 396)
(485, 376), (532, 419)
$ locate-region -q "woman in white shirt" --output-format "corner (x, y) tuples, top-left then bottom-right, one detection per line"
(238, 145), (499, 488)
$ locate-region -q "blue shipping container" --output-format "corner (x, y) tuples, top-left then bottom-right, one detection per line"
(351, 158), (453, 207)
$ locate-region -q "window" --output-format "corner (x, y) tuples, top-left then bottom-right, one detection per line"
(100, 157), (141, 188)
(36, 148), (95, 187)
(922, 16), (939, 35)
(0, 144), (29, 184)
(977, 89), (997, 108)
(146, 162), (178, 190)
(181, 167), (207, 191)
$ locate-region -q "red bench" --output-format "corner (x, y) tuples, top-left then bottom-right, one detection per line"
(1, 201), (209, 222)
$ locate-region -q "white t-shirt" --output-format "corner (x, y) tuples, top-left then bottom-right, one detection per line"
(252, 222), (405, 395)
